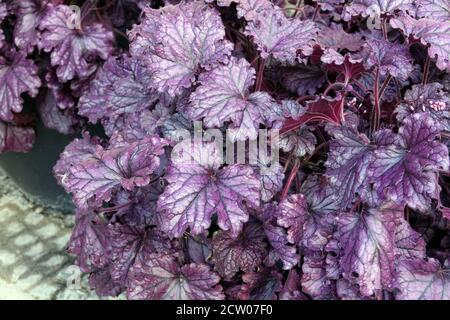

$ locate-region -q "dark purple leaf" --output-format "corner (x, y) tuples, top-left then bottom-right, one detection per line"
(39, 89), (80, 134)
(325, 126), (373, 208)
(88, 267), (124, 298)
(238, 268), (283, 300)
(109, 222), (173, 285)
(211, 221), (267, 279)
(78, 55), (158, 125)
(371, 113), (449, 211)
(127, 253), (225, 300)
(362, 37), (414, 80)
(0, 120), (35, 153)
(278, 65), (326, 96)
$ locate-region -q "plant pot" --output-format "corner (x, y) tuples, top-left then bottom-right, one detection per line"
(0, 121), (76, 213)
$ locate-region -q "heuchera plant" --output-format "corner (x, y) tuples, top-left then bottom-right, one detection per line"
(1, 0), (450, 300)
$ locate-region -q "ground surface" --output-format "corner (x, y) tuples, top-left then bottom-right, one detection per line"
(0, 170), (102, 300)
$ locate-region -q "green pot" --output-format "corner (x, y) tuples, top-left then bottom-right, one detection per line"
(0, 121), (76, 213)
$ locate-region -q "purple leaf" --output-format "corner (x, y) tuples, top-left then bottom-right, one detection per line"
(53, 132), (101, 185)
(343, 0), (415, 20)
(129, 2), (233, 96)
(276, 187), (335, 253)
(127, 253), (224, 300)
(88, 267), (124, 298)
(395, 83), (450, 131)
(187, 57), (280, 141)
(395, 258), (450, 300)
(278, 65), (326, 96)
(78, 55), (158, 125)
(12, 0), (55, 52)
(277, 126), (317, 157)
(244, 6), (317, 63)
(157, 141), (260, 238)
(299, 174), (338, 251)
(371, 113), (449, 211)
(161, 113), (193, 144)
(317, 23), (363, 52)
(262, 212), (299, 270)
(211, 221), (267, 279)
(276, 194), (308, 245)
(44, 71), (76, 110)
(395, 215), (426, 260)
(109, 222), (173, 285)
(186, 234), (212, 264)
(39, 89), (80, 134)
(391, 13), (450, 72)
(301, 253), (334, 299)
(325, 126), (373, 208)
(112, 182), (163, 227)
(356, 71), (397, 102)
(362, 38), (414, 80)
(61, 136), (168, 209)
(337, 203), (399, 297)
(106, 105), (170, 143)
(236, 0), (274, 20)
(68, 211), (111, 273)
(39, 4), (114, 82)
(279, 270), (308, 300)
(0, 51), (41, 122)
(238, 268), (283, 300)
(336, 279), (365, 300)
(257, 154), (284, 202)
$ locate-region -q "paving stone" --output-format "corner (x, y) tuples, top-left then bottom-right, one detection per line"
(0, 170), (103, 300)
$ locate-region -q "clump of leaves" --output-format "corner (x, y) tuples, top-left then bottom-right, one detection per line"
(1, 0), (450, 300)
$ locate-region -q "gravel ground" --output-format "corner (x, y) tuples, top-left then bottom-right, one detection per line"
(0, 170), (101, 300)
